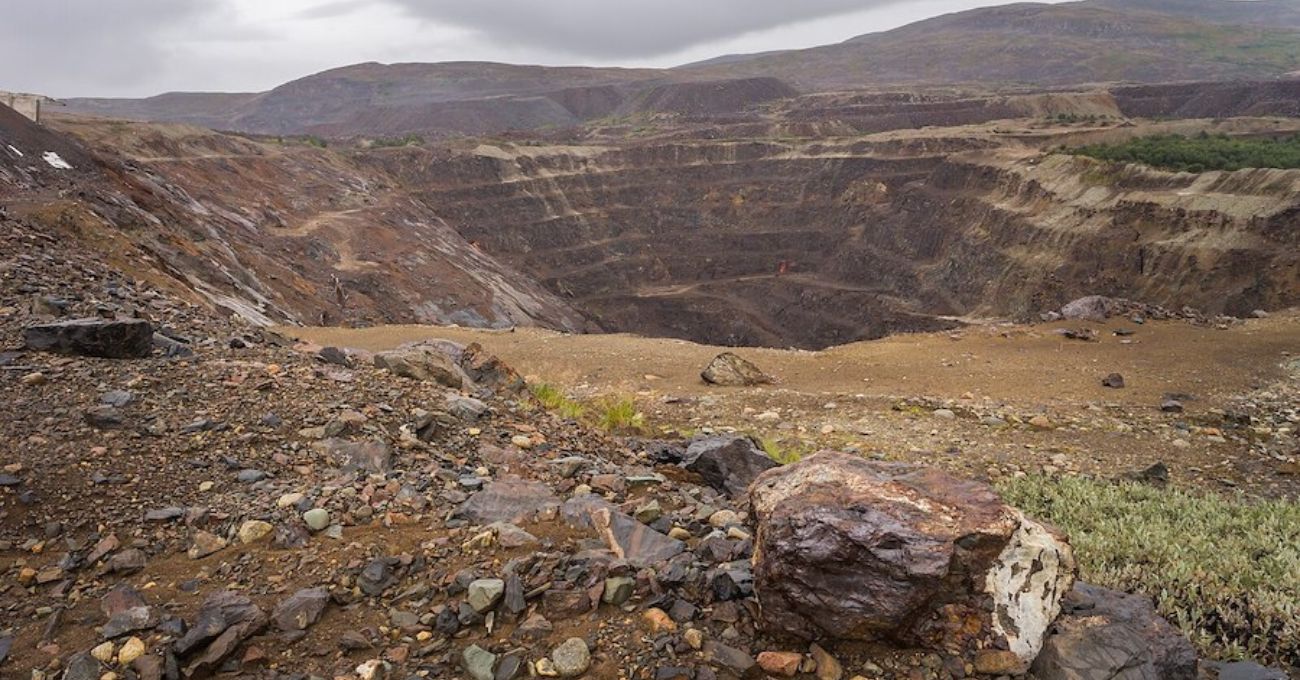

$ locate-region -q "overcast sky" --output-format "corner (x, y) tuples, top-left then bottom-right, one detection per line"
(3, 0), (1064, 98)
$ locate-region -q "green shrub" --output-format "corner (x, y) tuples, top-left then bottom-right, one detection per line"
(999, 476), (1300, 666)
(1071, 133), (1300, 172)
(595, 396), (644, 433)
(528, 383), (586, 420)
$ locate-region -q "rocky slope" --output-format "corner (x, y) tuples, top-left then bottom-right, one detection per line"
(3, 206), (1290, 679)
(0, 105), (588, 332)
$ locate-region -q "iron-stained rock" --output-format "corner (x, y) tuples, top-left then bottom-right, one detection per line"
(749, 452), (1074, 671)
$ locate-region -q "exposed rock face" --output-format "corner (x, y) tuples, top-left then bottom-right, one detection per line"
(702, 352), (774, 386)
(23, 318), (153, 358)
(682, 435), (778, 498)
(749, 452), (1074, 670)
(1033, 583), (1197, 680)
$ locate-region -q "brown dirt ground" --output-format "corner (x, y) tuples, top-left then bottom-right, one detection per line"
(282, 313), (1300, 498)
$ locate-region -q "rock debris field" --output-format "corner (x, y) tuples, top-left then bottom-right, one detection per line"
(3, 211), (1299, 680)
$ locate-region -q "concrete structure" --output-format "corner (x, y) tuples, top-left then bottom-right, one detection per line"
(1, 91), (60, 124)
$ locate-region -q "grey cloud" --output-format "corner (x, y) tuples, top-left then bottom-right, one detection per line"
(0, 0), (216, 97)
(384, 0), (889, 59)
(296, 0), (373, 21)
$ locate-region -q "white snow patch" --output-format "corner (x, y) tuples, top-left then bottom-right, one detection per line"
(6, 145), (23, 157)
(42, 151), (73, 170)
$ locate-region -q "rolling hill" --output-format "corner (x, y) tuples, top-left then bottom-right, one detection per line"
(61, 0), (1300, 138)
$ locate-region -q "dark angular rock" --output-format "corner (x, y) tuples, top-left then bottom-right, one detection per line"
(24, 318), (154, 359)
(84, 406), (125, 428)
(682, 435), (778, 498)
(1032, 583), (1198, 680)
(272, 588), (330, 632)
(701, 352), (773, 387)
(0, 635), (10, 664)
(703, 641), (755, 675)
(459, 477), (559, 524)
(359, 558), (397, 597)
(62, 651), (102, 680)
(749, 452), (1074, 670)
(1102, 373), (1126, 389)
(104, 548), (147, 575)
(173, 590), (265, 657)
(1206, 662), (1289, 680)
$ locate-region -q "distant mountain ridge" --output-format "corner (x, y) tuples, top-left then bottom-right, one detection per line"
(61, 0), (1300, 138)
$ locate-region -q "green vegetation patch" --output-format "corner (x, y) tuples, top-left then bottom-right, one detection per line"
(1071, 132), (1300, 172)
(1000, 475), (1300, 667)
(528, 383), (586, 420)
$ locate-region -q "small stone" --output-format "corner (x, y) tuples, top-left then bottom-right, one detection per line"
(602, 577), (635, 606)
(510, 435), (533, 449)
(1161, 399), (1185, 413)
(356, 659), (386, 680)
(643, 608), (677, 633)
(1029, 415), (1054, 429)
(810, 643), (843, 680)
(551, 638), (591, 678)
(709, 510), (739, 527)
(668, 527), (692, 541)
(198, 481), (214, 492)
(683, 628), (705, 650)
(974, 649), (1024, 675)
(21, 372), (46, 386)
(634, 500), (662, 524)
(118, 637), (146, 665)
(237, 520), (274, 544)
(91, 641), (116, 663)
(535, 659), (559, 678)
(303, 508), (331, 531)
(1102, 373), (1126, 389)
(933, 409), (956, 420)
(187, 531), (227, 559)
(467, 578), (506, 613)
(462, 645), (497, 680)
(276, 492), (305, 508)
(757, 651), (802, 677)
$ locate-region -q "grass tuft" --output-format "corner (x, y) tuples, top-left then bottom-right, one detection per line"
(528, 383), (586, 420)
(999, 475), (1300, 667)
(595, 396), (645, 433)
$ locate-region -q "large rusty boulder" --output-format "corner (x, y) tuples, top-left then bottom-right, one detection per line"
(701, 352), (773, 386)
(749, 452), (1074, 672)
(24, 318), (154, 359)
